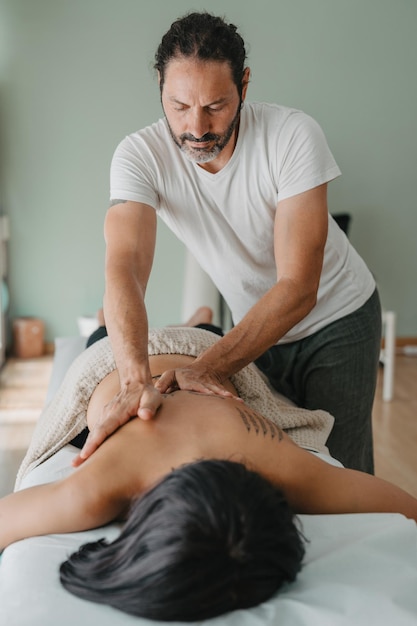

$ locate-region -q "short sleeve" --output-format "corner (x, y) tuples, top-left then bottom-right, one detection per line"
(276, 112), (341, 201)
(110, 134), (159, 208)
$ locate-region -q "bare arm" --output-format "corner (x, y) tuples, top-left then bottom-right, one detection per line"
(270, 439), (417, 523)
(156, 184), (328, 393)
(0, 474), (124, 551)
(74, 200), (162, 465)
(296, 458), (417, 523)
(1, 406), (144, 550)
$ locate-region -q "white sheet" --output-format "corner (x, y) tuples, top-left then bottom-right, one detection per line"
(1, 445), (417, 626)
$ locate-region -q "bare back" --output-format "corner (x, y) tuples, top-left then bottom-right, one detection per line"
(82, 354), (306, 510)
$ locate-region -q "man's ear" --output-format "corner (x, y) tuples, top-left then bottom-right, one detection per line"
(241, 67), (251, 101)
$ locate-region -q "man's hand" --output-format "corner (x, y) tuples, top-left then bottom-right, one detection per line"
(154, 362), (241, 400)
(72, 382), (162, 467)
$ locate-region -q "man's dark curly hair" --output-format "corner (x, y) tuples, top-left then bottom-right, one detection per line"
(60, 459), (305, 622)
(154, 12), (247, 96)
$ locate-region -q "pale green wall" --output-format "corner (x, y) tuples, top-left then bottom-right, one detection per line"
(0, 0), (416, 341)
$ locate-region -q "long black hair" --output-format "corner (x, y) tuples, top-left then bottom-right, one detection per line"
(154, 12), (247, 96)
(60, 459), (305, 621)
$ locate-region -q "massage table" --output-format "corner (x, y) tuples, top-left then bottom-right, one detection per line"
(0, 333), (416, 625)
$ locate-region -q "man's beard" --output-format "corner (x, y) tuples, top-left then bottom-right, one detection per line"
(166, 102), (242, 164)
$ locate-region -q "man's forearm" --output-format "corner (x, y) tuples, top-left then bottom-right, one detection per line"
(194, 278), (316, 380)
(104, 269), (152, 386)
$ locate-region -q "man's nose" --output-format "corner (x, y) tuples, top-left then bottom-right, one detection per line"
(188, 108), (210, 139)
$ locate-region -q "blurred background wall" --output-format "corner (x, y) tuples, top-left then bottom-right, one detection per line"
(0, 0), (415, 342)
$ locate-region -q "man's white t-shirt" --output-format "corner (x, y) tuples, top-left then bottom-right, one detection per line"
(110, 102), (375, 343)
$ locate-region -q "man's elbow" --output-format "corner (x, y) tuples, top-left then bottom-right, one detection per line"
(293, 280), (319, 319)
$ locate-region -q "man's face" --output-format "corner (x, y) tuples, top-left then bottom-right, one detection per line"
(160, 57), (248, 172)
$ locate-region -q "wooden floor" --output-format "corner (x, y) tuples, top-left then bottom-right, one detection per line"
(373, 355), (417, 498)
(0, 353), (416, 499)
(0, 356), (53, 497)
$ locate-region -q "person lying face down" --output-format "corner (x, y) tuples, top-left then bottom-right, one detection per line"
(1, 351), (417, 622)
(62, 458), (304, 621)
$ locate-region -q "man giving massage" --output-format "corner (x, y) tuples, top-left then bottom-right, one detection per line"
(1, 328), (417, 622)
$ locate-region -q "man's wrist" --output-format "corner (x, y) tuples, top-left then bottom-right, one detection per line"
(118, 358), (153, 388)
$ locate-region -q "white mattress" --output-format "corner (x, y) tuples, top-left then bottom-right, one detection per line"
(1, 444), (417, 626)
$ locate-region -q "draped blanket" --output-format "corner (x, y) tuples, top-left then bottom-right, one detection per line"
(16, 327), (334, 489)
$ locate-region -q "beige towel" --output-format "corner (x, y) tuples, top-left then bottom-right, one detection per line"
(15, 327), (334, 489)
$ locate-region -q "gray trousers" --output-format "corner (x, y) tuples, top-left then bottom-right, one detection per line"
(255, 289), (382, 473)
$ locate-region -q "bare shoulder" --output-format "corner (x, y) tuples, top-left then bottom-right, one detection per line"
(229, 403), (337, 503)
